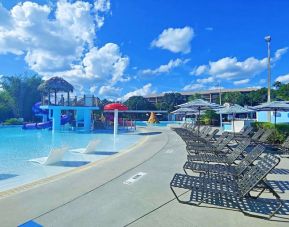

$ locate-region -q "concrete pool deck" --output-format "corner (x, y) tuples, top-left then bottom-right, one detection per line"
(0, 127), (289, 226)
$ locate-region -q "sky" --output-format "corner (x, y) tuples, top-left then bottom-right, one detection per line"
(0, 0), (289, 101)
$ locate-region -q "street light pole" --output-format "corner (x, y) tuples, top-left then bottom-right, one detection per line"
(219, 81), (222, 105)
(265, 35), (271, 102)
(265, 35), (271, 122)
(218, 81), (222, 128)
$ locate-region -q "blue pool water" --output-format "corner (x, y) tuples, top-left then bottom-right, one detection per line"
(0, 127), (143, 191)
(136, 121), (182, 127)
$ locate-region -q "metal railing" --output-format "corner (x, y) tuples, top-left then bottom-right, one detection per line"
(42, 95), (99, 107)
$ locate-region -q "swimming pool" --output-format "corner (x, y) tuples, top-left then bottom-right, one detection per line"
(136, 121), (182, 127)
(0, 127), (143, 192)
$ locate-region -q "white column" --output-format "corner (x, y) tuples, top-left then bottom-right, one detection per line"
(53, 108), (61, 131)
(114, 109), (118, 136)
(83, 109), (91, 131)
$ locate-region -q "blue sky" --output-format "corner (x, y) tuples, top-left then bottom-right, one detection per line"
(0, 0), (289, 100)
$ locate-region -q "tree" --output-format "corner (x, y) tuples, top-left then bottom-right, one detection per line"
(0, 90), (14, 121)
(1, 74), (43, 120)
(273, 82), (289, 101)
(188, 93), (201, 101)
(200, 109), (219, 125)
(159, 93), (185, 112)
(244, 88), (267, 106)
(124, 96), (156, 110)
(221, 92), (245, 105)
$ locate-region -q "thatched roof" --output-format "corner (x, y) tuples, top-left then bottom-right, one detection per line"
(38, 77), (74, 93)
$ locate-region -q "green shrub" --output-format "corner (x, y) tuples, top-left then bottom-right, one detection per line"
(200, 110), (219, 125)
(3, 118), (23, 125)
(251, 122), (289, 144)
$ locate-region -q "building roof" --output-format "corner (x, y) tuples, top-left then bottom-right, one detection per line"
(38, 77), (74, 93)
(145, 87), (258, 98)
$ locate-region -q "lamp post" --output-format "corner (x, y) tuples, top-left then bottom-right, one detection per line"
(218, 81), (222, 128)
(265, 35), (271, 122)
(218, 81), (222, 105)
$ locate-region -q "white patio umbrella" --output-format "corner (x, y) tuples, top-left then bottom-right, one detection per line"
(171, 107), (197, 114)
(216, 104), (255, 133)
(177, 99), (221, 136)
(171, 107), (197, 122)
(250, 101), (289, 126)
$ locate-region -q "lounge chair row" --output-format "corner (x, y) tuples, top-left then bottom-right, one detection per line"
(170, 124), (285, 219)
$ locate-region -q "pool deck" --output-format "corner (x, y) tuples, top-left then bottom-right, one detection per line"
(0, 127), (289, 226)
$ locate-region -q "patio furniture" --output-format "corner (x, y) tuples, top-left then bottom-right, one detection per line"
(170, 154), (282, 219)
(251, 128), (265, 141)
(252, 129), (273, 145)
(29, 146), (69, 165)
(187, 138), (250, 163)
(177, 99), (221, 137)
(232, 126), (253, 141)
(217, 104), (255, 133)
(186, 131), (228, 149)
(183, 144), (265, 177)
(187, 134), (234, 154)
(70, 139), (100, 154)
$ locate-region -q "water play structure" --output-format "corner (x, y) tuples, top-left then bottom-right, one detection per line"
(25, 77), (99, 131)
(23, 102), (70, 130)
(22, 77), (167, 132)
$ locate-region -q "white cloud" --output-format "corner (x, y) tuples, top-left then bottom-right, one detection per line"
(190, 65), (208, 76)
(208, 86), (224, 90)
(0, 1), (133, 98)
(141, 58), (189, 75)
(151, 27), (194, 54)
(183, 83), (204, 91)
(82, 43), (129, 83)
(276, 73), (289, 83)
(196, 76), (214, 84)
(191, 48), (288, 81)
(122, 83), (154, 101)
(94, 0), (111, 28)
(274, 47), (288, 61)
(99, 85), (122, 97)
(233, 79), (250, 85)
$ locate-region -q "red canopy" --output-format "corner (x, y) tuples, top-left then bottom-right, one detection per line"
(104, 103), (128, 111)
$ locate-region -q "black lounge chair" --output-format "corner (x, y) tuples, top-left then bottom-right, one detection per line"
(186, 131), (229, 150)
(187, 134), (234, 155)
(233, 126), (254, 141)
(176, 125), (202, 139)
(183, 144), (265, 177)
(170, 154), (282, 219)
(252, 129), (273, 145)
(187, 138), (250, 164)
(251, 128), (265, 141)
(185, 128), (219, 146)
(230, 125), (253, 136)
(181, 126), (209, 140)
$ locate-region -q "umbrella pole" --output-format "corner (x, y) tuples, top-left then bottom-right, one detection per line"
(198, 107), (200, 138)
(274, 110), (277, 127)
(232, 113), (235, 135)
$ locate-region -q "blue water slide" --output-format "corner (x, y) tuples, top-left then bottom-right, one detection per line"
(23, 102), (70, 130)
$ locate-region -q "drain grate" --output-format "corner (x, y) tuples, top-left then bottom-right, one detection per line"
(123, 172), (147, 185)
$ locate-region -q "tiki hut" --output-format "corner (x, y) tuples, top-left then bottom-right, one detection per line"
(38, 77), (74, 105)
